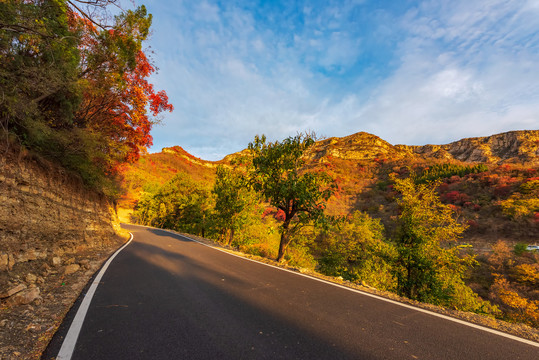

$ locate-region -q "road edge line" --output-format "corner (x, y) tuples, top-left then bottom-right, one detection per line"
(56, 232), (134, 360)
(132, 225), (539, 348)
(200, 240), (539, 348)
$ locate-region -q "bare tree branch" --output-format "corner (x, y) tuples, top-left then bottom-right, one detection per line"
(66, 0), (107, 29)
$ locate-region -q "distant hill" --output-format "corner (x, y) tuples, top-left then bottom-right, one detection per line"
(308, 130), (539, 164)
(118, 146), (218, 219)
(119, 130), (539, 245)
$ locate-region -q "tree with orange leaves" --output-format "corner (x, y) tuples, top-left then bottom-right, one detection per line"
(72, 5), (173, 172)
(1, 0), (172, 194)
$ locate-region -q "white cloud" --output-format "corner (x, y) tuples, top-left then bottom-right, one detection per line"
(349, 0), (539, 145)
(193, 1), (220, 23)
(145, 0), (539, 160)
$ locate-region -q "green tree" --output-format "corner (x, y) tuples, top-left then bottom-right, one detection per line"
(392, 176), (469, 304)
(248, 133), (335, 262)
(212, 165), (258, 245)
(1, 1), (171, 196)
(318, 211), (396, 289)
(1, 0), (81, 133)
(134, 173), (212, 236)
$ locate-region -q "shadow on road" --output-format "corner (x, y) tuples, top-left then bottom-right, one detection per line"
(92, 224), (370, 359)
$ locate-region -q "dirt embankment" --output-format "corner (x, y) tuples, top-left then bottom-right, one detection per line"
(0, 146), (126, 359)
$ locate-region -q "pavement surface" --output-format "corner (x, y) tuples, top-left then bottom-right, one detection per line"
(44, 224), (539, 359)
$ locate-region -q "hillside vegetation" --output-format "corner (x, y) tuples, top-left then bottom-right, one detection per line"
(121, 130), (539, 327)
(1, 0), (172, 195)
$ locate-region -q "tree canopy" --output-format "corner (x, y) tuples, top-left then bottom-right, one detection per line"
(248, 133), (335, 261)
(213, 165), (259, 245)
(392, 176), (470, 303)
(0, 0), (172, 195)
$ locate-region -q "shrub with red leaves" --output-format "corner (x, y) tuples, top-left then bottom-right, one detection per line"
(494, 185), (512, 198)
(442, 191), (470, 205)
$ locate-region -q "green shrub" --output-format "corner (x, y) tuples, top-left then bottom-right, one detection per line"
(318, 211), (397, 290)
(415, 163), (489, 184)
(514, 243), (528, 256)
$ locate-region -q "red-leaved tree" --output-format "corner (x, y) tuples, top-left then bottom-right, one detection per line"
(71, 5), (173, 174)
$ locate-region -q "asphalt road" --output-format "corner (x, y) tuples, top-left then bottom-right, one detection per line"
(46, 224), (538, 359)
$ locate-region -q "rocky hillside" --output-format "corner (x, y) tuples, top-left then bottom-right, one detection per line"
(310, 130), (539, 165)
(399, 130), (539, 164)
(0, 145), (127, 358)
(119, 130), (538, 245)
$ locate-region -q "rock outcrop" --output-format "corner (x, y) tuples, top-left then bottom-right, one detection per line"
(162, 146), (220, 168)
(0, 147), (121, 307)
(399, 130), (539, 165)
(309, 132), (413, 161)
(307, 130), (538, 165)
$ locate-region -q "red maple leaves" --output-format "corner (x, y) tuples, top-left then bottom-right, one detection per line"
(70, 7), (173, 174)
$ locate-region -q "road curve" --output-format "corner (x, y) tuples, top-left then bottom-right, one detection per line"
(46, 224), (538, 359)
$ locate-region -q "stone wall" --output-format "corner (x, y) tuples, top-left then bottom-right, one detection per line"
(0, 149), (117, 273)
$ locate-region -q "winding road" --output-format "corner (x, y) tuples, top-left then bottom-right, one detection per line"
(44, 224), (538, 359)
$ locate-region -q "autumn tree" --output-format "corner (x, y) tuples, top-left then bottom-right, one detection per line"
(318, 211), (396, 290)
(392, 176), (482, 307)
(212, 165), (259, 245)
(1, 0), (172, 194)
(72, 4), (173, 171)
(248, 133), (335, 262)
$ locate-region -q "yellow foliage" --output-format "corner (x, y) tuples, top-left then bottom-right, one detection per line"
(490, 275), (539, 327)
(489, 240), (513, 272)
(512, 263), (539, 286)
(500, 195), (539, 219)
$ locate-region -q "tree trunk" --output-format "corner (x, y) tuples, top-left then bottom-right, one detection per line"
(406, 251), (412, 299)
(277, 219), (291, 262)
(277, 232), (287, 262)
(220, 229), (226, 243)
(228, 228), (235, 246)
(201, 214), (205, 237)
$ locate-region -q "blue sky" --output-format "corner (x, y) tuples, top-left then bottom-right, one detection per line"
(137, 0), (539, 160)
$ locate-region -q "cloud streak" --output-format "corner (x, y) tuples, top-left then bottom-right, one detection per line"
(143, 0), (539, 159)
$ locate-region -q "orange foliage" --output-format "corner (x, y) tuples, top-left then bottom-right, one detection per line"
(489, 275), (539, 327)
(489, 240), (513, 272)
(512, 263), (539, 286)
(71, 10), (173, 174)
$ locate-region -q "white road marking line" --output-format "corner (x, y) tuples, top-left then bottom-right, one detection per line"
(131, 224), (539, 349)
(56, 233), (133, 360)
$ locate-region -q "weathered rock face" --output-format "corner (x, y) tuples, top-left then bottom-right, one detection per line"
(309, 132), (411, 161)
(304, 130), (538, 164)
(399, 130), (539, 165)
(0, 150), (117, 274)
(162, 146), (220, 168)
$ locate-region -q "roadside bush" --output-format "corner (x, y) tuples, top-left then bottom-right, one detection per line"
(513, 243), (528, 256)
(489, 275), (539, 327)
(317, 211), (397, 290)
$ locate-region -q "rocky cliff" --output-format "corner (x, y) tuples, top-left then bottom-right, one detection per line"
(307, 130), (538, 165)
(399, 130), (539, 164)
(310, 132), (413, 162)
(0, 147), (122, 305)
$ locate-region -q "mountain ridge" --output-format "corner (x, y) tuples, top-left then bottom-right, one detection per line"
(158, 130), (539, 165)
(398, 130), (539, 164)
